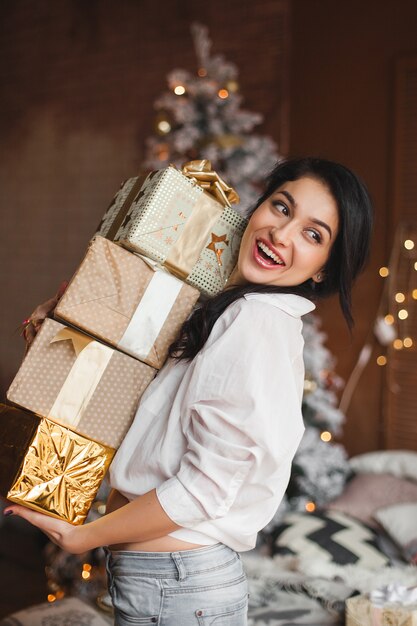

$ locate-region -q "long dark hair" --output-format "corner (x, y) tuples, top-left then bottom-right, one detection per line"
(170, 157), (373, 361)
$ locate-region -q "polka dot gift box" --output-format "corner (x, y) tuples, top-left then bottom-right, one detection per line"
(55, 236), (199, 370)
(0, 404), (114, 525)
(96, 162), (247, 298)
(7, 318), (156, 449)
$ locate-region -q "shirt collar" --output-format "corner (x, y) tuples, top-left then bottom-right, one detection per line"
(243, 292), (316, 318)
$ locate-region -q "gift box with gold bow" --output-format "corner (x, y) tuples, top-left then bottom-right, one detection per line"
(96, 162), (247, 297)
(0, 404), (114, 524)
(54, 236), (199, 369)
(7, 318), (155, 449)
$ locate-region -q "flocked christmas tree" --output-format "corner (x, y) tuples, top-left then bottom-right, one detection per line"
(145, 22), (280, 212)
(44, 22), (350, 602)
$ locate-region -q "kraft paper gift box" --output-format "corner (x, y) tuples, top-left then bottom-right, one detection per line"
(0, 404), (114, 525)
(96, 161), (247, 298)
(54, 235), (199, 369)
(7, 318), (156, 449)
(346, 593), (417, 626)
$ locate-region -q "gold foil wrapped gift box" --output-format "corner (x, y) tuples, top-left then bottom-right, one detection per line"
(54, 236), (199, 369)
(0, 404), (114, 525)
(96, 162), (247, 298)
(7, 318), (155, 449)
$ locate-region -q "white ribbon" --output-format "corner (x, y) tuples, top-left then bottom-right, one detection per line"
(118, 269), (183, 361)
(370, 584), (417, 608)
(48, 331), (113, 429)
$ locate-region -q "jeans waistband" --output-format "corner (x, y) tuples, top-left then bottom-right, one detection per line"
(105, 543), (239, 581)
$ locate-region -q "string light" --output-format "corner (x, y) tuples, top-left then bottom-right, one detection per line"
(303, 379), (317, 393)
(157, 145), (169, 161)
(320, 431), (332, 442)
(379, 266), (389, 277)
(157, 120), (171, 134)
(377, 355), (387, 366)
(198, 68), (207, 77)
(81, 563), (92, 580)
(218, 88), (229, 99)
(174, 85), (185, 95)
(393, 339), (403, 350)
(412, 289), (417, 300)
(47, 594), (56, 603)
(305, 502), (316, 512)
(226, 80), (239, 93)
(403, 337), (413, 348)
(404, 239), (415, 250)
(395, 292), (405, 303)
(398, 309), (408, 320)
(414, 262), (417, 271)
(384, 314), (395, 325)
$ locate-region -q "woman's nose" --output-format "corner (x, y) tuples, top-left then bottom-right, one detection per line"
(270, 225), (293, 246)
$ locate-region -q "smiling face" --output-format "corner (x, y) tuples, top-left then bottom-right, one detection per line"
(232, 176), (339, 288)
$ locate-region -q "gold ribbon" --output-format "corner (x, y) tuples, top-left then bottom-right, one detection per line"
(181, 160), (240, 207)
(48, 328), (113, 431)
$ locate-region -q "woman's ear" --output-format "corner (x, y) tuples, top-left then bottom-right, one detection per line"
(312, 271), (325, 284)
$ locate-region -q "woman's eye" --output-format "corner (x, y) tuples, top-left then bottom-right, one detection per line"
(306, 229), (322, 244)
(272, 201), (289, 216)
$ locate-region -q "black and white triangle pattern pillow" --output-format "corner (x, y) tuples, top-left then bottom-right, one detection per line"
(269, 510), (390, 568)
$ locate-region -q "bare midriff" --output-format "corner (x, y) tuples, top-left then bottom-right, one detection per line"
(106, 489), (207, 552)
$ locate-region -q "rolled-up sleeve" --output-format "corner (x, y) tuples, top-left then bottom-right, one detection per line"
(156, 299), (305, 528)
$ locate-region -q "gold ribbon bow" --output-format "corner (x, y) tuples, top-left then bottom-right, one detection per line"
(182, 160), (240, 207)
(50, 327), (92, 355)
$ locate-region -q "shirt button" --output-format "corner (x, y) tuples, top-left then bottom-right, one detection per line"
(196, 610), (203, 616)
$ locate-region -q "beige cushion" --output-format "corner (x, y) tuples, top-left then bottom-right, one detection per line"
(349, 450), (417, 482)
(374, 502), (417, 563)
(327, 473), (417, 527)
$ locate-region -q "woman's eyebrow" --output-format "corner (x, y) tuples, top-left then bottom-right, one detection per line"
(311, 218), (332, 239)
(277, 190), (296, 207)
(277, 190), (333, 239)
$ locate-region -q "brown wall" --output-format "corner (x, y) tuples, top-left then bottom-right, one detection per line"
(0, 0), (288, 397)
(290, 0), (417, 454)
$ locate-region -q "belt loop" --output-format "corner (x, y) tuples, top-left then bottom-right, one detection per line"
(171, 552), (187, 581)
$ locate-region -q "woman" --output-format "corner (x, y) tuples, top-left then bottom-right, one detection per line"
(5, 157), (373, 625)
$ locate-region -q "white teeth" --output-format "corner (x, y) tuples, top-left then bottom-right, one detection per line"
(257, 241), (284, 265)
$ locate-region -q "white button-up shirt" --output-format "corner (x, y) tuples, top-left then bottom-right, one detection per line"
(110, 292), (315, 551)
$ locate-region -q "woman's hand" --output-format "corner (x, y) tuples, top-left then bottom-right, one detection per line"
(22, 281), (68, 348)
(4, 489), (180, 553)
(3, 504), (91, 554)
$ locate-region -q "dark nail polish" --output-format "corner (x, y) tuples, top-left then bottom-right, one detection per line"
(3, 510), (13, 516)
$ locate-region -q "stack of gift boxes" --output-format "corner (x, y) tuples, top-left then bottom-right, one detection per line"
(1, 161), (247, 525)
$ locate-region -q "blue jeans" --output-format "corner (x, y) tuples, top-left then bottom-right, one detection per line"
(105, 543), (249, 625)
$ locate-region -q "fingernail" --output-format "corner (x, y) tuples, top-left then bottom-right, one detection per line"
(3, 509), (13, 516)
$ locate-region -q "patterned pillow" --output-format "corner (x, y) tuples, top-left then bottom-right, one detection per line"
(268, 510), (390, 569)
